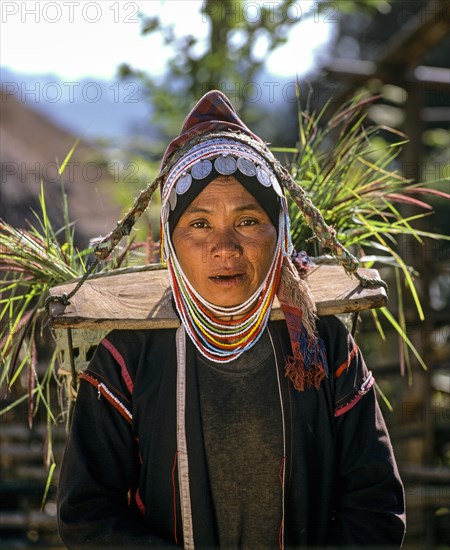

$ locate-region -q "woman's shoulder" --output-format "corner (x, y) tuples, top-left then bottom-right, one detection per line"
(316, 315), (355, 360)
(316, 316), (374, 413)
(104, 327), (177, 348)
(93, 328), (177, 373)
(316, 314), (349, 339)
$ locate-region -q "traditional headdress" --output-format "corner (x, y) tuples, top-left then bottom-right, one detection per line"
(159, 91), (328, 389)
(89, 90), (365, 390)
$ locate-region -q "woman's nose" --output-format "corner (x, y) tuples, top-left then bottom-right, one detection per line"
(209, 227), (243, 259)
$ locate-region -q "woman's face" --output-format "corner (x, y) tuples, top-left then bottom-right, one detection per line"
(172, 176), (278, 308)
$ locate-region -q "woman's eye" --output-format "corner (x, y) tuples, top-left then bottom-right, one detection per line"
(191, 220), (210, 229)
(239, 219), (258, 226)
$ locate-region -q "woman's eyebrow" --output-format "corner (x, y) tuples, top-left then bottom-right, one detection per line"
(183, 205), (211, 215)
(185, 201), (262, 215)
(234, 202), (262, 213)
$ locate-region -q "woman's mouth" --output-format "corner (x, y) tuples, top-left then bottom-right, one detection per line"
(209, 274), (246, 286)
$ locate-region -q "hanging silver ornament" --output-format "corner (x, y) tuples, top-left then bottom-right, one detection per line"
(271, 175), (283, 196)
(256, 166), (271, 187)
(215, 155), (237, 175)
(162, 203), (170, 223)
(237, 157), (257, 177)
(176, 173), (192, 195)
(169, 188), (178, 210)
(191, 159), (213, 180)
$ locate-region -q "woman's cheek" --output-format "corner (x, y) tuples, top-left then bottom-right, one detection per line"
(245, 241), (263, 263)
(243, 231), (276, 264)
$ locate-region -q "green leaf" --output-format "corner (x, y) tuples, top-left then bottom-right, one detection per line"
(379, 308), (427, 371)
(40, 462), (56, 511)
(58, 139), (80, 176)
(374, 381), (393, 412)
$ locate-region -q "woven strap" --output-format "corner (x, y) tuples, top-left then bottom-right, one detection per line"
(176, 326), (195, 549)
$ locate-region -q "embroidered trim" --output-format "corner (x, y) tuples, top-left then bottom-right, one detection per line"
(135, 488), (145, 516)
(100, 338), (134, 394)
(176, 326), (195, 549)
(162, 138), (278, 204)
(172, 451), (179, 545)
(334, 343), (359, 379)
(268, 328), (286, 550)
(334, 372), (375, 417)
(80, 373), (133, 424)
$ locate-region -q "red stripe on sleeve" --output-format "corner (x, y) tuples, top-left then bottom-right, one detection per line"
(101, 338), (134, 394)
(134, 488), (146, 516)
(334, 374), (375, 417)
(334, 343), (359, 379)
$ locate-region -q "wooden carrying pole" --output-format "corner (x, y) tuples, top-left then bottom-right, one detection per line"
(48, 265), (387, 330)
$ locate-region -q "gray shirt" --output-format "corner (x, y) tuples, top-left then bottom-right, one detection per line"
(197, 330), (283, 549)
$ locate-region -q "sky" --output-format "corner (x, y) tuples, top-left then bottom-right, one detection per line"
(1, 0), (336, 81)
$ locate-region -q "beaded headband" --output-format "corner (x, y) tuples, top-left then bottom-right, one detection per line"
(91, 127), (361, 280)
(163, 138), (282, 197)
(161, 137), (283, 263)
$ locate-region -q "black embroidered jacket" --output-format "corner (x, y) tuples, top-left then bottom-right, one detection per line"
(57, 316), (405, 549)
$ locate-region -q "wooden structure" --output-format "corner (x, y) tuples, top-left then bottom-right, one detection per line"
(0, 90), (121, 244)
(47, 264), (387, 389)
(47, 265), (386, 330)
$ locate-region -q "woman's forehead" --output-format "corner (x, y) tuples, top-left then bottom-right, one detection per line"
(190, 177), (261, 205)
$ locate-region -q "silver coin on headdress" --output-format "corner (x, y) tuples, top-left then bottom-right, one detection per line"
(191, 159), (213, 180)
(176, 173), (192, 195)
(256, 166), (272, 187)
(169, 187), (178, 211)
(237, 157), (257, 177)
(271, 174), (283, 197)
(214, 155), (237, 175)
(162, 203), (170, 224)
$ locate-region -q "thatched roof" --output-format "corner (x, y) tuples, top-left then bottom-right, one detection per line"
(0, 89), (121, 246)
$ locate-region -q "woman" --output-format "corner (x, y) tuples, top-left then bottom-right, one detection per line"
(57, 90), (405, 549)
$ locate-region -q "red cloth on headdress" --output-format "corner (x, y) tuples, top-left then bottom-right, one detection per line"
(161, 90), (263, 166)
